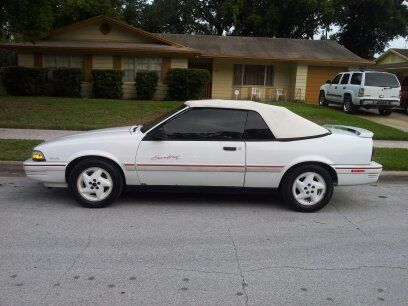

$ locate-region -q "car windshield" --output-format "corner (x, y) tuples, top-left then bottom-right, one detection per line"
(140, 105), (187, 133)
(364, 73), (400, 88)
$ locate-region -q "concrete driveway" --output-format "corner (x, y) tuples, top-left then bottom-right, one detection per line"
(357, 109), (408, 132)
(0, 172), (407, 305)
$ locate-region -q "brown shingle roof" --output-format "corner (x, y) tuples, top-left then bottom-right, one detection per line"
(158, 33), (370, 64)
(0, 40), (199, 55)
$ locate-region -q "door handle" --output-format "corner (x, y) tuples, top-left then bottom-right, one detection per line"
(335, 86), (338, 89)
(343, 86), (346, 89)
(223, 146), (237, 151)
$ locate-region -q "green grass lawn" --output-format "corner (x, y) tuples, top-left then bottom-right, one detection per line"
(0, 96), (407, 140)
(0, 139), (42, 161)
(375, 148), (408, 171)
(1, 139), (407, 171)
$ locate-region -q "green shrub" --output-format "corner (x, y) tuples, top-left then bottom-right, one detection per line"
(52, 68), (82, 97)
(92, 69), (123, 99)
(135, 70), (159, 100)
(0, 66), (47, 96)
(166, 68), (211, 100)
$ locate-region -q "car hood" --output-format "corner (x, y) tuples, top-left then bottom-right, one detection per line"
(41, 125), (140, 146)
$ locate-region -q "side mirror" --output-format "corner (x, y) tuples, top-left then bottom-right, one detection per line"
(326, 80), (332, 84)
(151, 127), (168, 140)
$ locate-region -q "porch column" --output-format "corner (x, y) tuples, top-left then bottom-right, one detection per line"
(294, 63), (308, 101)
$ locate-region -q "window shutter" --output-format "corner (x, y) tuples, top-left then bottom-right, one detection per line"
(113, 55), (122, 70)
(84, 55), (93, 82)
(162, 57), (171, 83)
(34, 54), (43, 68)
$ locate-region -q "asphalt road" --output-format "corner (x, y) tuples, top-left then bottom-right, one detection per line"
(0, 174), (407, 305)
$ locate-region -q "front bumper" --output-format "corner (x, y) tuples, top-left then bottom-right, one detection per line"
(23, 159), (67, 187)
(359, 99), (400, 107)
(334, 161), (382, 186)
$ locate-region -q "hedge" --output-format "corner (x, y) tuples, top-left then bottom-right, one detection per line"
(166, 68), (211, 101)
(135, 70), (159, 100)
(92, 69), (123, 99)
(0, 66), (47, 96)
(52, 68), (82, 97)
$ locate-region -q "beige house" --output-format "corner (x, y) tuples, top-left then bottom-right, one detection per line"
(373, 48), (408, 79)
(0, 15), (371, 103)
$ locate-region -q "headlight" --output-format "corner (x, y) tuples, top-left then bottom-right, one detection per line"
(32, 150), (46, 161)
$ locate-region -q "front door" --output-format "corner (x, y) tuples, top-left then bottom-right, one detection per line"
(188, 61), (212, 99)
(136, 108), (246, 186)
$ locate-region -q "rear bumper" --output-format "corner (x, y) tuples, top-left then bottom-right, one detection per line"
(334, 162), (382, 186)
(358, 99), (400, 107)
(23, 159), (67, 187)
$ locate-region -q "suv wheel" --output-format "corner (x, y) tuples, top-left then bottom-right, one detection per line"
(68, 158), (123, 208)
(378, 107), (392, 116)
(343, 96), (355, 114)
(281, 165), (334, 212)
(319, 92), (328, 106)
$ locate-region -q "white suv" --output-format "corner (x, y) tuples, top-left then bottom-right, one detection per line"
(319, 71), (400, 115)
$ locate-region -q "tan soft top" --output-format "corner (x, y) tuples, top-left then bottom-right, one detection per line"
(185, 100), (329, 139)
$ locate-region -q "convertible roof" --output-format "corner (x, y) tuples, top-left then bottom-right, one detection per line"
(185, 100), (329, 139)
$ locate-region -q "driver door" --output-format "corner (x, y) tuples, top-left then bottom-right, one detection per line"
(136, 108), (247, 186)
(327, 73), (342, 102)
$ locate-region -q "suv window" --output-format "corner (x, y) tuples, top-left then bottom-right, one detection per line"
(244, 111), (275, 140)
(157, 108), (247, 140)
(350, 73), (362, 85)
(331, 74), (342, 84)
(340, 73), (350, 84)
(364, 72), (400, 88)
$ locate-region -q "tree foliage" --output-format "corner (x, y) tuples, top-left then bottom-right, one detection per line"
(1, 0), (407, 59)
(331, 0), (408, 59)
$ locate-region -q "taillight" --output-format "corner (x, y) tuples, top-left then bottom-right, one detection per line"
(358, 88), (364, 97)
(399, 90), (401, 98)
(371, 146), (375, 161)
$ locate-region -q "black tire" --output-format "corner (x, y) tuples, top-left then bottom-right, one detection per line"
(378, 107), (392, 116)
(319, 92), (328, 106)
(281, 164), (334, 212)
(68, 158), (123, 208)
(343, 96), (356, 114)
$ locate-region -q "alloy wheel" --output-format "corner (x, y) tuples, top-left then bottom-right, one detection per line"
(291, 172), (326, 206)
(76, 167), (113, 202)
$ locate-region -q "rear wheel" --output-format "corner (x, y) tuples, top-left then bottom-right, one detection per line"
(343, 96), (356, 114)
(378, 107), (392, 116)
(281, 165), (334, 212)
(68, 158), (123, 208)
(319, 92), (328, 106)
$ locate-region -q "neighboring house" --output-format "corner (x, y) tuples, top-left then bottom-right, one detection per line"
(373, 48), (408, 79)
(0, 15), (371, 103)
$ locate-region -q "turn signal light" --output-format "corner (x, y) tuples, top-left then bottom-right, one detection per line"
(358, 88), (365, 97)
(32, 150), (46, 161)
(371, 146), (375, 161)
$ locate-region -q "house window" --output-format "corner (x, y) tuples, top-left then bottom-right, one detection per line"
(43, 55), (83, 69)
(233, 64), (274, 86)
(123, 57), (162, 82)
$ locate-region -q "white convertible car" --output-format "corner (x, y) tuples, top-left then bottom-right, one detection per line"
(24, 100), (382, 212)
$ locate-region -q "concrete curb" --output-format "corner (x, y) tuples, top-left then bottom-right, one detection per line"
(0, 161), (407, 181)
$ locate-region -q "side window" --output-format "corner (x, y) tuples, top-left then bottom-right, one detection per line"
(350, 73), (362, 85)
(340, 73), (350, 84)
(331, 74), (342, 84)
(159, 108), (247, 140)
(244, 111), (275, 140)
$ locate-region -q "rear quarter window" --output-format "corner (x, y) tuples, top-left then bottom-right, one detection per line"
(364, 73), (400, 88)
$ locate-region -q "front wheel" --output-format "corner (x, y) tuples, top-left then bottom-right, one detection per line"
(378, 107), (392, 116)
(68, 158), (123, 208)
(281, 165), (334, 212)
(319, 92), (328, 106)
